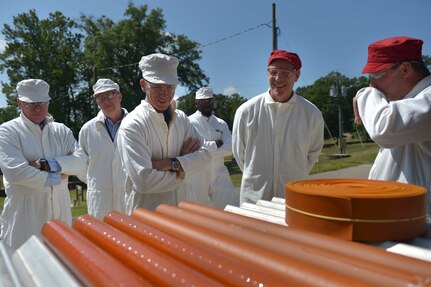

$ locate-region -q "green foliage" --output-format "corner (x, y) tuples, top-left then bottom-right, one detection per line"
(1, 4), (429, 138)
(423, 55), (431, 67)
(297, 72), (369, 139)
(0, 10), (86, 134)
(214, 93), (247, 129)
(80, 3), (209, 113)
(176, 91), (195, 115)
(177, 92), (247, 130)
(0, 106), (19, 124)
(310, 141), (379, 174)
(0, 4), (208, 135)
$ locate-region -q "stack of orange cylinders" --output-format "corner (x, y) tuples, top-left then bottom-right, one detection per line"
(153, 204), (429, 286)
(72, 215), (222, 287)
(40, 197), (431, 286)
(103, 211), (281, 287)
(42, 220), (151, 287)
(133, 207), (376, 286)
(177, 201), (431, 281)
(284, 178), (427, 241)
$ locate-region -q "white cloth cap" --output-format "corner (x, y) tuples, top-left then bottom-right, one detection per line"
(16, 79), (51, 102)
(93, 78), (120, 96)
(139, 53), (180, 85)
(195, 87), (214, 100)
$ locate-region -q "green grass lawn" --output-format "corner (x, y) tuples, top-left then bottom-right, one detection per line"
(0, 183), (88, 217)
(0, 140), (378, 215)
(310, 141), (379, 174)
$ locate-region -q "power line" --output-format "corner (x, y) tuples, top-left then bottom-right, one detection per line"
(97, 20), (272, 72)
(177, 21), (272, 56)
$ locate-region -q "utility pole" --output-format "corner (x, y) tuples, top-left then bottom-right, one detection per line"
(329, 84), (350, 157)
(272, 3), (278, 50)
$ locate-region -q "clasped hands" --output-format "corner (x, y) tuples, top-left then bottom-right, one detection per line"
(28, 159), (69, 179)
(151, 137), (201, 174)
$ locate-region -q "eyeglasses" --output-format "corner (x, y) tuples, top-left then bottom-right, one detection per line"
(369, 62), (400, 80)
(146, 82), (176, 94)
(267, 68), (296, 79)
(20, 101), (49, 109)
(93, 91), (118, 103)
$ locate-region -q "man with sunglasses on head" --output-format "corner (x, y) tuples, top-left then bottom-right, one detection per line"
(0, 79), (86, 249)
(116, 53), (211, 213)
(232, 50), (324, 205)
(77, 79), (128, 220)
(353, 36), (431, 221)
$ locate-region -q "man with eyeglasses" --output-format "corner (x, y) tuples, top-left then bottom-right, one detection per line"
(77, 78), (128, 220)
(353, 36), (431, 221)
(232, 50), (324, 205)
(188, 87), (238, 209)
(116, 53), (211, 213)
(0, 79), (86, 249)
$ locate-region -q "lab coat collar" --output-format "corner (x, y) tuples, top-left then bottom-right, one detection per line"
(403, 74), (431, 99)
(264, 89), (298, 104)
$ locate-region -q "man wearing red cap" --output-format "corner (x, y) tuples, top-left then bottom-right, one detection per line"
(232, 50), (324, 205)
(354, 36), (431, 221)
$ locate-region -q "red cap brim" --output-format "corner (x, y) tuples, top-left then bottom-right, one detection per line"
(361, 62), (394, 74)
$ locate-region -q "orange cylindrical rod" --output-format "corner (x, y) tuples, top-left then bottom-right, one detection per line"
(132, 208), (370, 287)
(104, 211), (283, 287)
(73, 215), (223, 287)
(178, 201), (431, 279)
(157, 204), (423, 287)
(42, 220), (151, 287)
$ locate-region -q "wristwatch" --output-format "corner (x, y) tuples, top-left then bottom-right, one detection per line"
(39, 159), (51, 171)
(171, 158), (180, 172)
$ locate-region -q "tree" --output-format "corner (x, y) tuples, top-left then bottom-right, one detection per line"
(0, 10), (86, 133)
(0, 106), (19, 125)
(297, 72), (368, 139)
(423, 55), (431, 67)
(214, 93), (247, 129)
(0, 4), (209, 134)
(80, 3), (209, 113)
(177, 91), (246, 130)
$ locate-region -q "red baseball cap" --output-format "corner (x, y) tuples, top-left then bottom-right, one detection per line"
(362, 36), (423, 74)
(268, 50), (302, 70)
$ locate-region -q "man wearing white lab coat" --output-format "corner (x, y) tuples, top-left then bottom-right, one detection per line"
(117, 53), (211, 213)
(189, 87), (239, 209)
(233, 50), (324, 205)
(353, 36), (431, 221)
(0, 79), (86, 249)
(78, 79), (127, 220)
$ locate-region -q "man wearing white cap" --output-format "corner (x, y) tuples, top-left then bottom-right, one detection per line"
(78, 79), (127, 220)
(0, 79), (86, 249)
(116, 53), (211, 212)
(188, 87), (238, 208)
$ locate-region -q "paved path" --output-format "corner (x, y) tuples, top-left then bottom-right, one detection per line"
(233, 164), (372, 194)
(309, 164), (372, 179)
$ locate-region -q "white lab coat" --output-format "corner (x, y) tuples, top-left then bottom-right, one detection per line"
(78, 110), (127, 220)
(356, 76), (431, 220)
(189, 111), (238, 208)
(0, 113), (85, 249)
(233, 90), (324, 205)
(116, 100), (211, 213)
